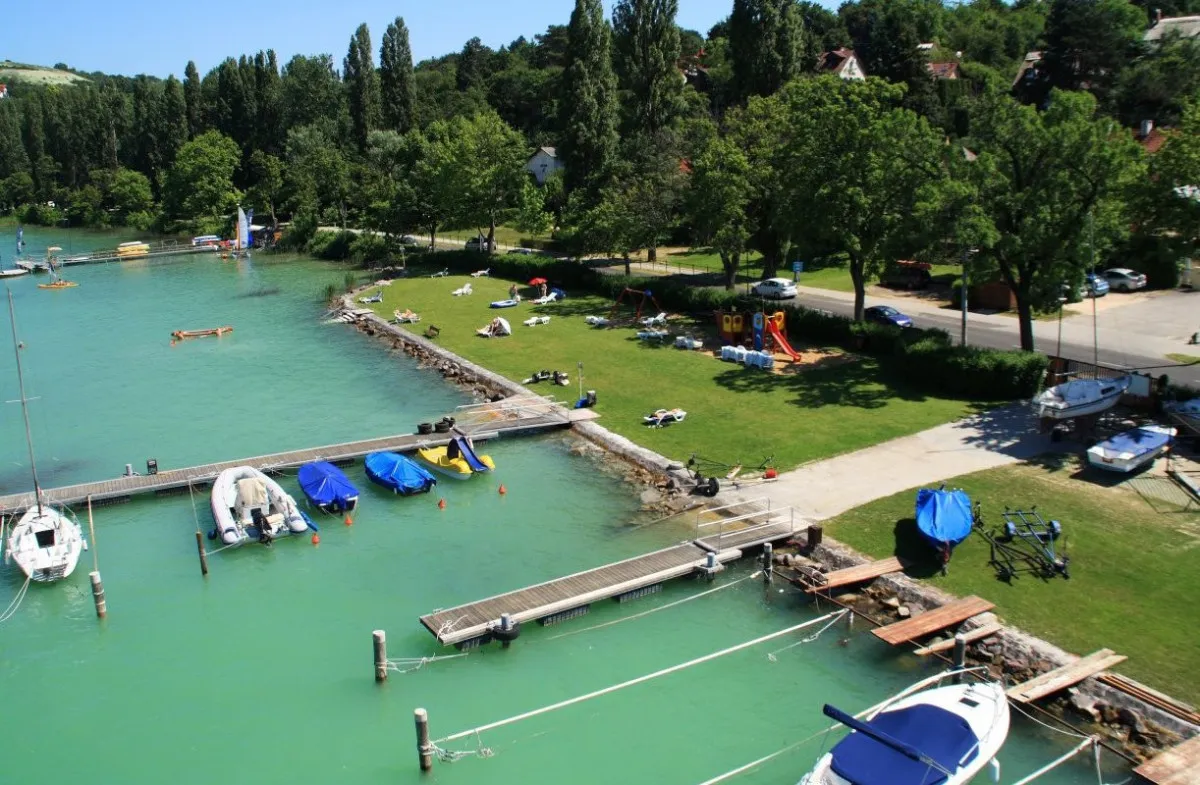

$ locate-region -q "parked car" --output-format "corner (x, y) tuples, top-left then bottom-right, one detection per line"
(465, 236), (486, 251)
(880, 261), (932, 290)
(507, 247), (536, 255)
(399, 234), (420, 246)
(864, 305), (913, 328)
(751, 277), (798, 299)
(1084, 272), (1109, 297)
(1103, 267), (1147, 292)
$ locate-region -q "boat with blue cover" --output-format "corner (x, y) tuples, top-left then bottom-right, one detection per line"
(1086, 424), (1176, 473)
(798, 678), (1010, 785)
(297, 461), (360, 513)
(364, 451), (437, 495)
(915, 486), (974, 570)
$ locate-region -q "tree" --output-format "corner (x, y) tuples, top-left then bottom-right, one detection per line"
(1116, 34), (1200, 127)
(727, 93), (792, 280)
(380, 16), (416, 133)
(160, 75), (189, 169)
(777, 76), (945, 320)
(281, 55), (344, 131)
(164, 130), (241, 220)
(612, 0), (684, 135)
(247, 151), (284, 226)
(184, 60), (202, 139)
(454, 112), (529, 251)
(959, 90), (1142, 350)
(344, 23), (382, 150)
(0, 101), (30, 182)
(514, 178), (553, 236)
(559, 0), (620, 195)
(285, 121), (349, 224)
(130, 76), (163, 179)
(408, 122), (464, 247)
(1037, 0), (1146, 109)
(107, 167), (154, 222)
(687, 135), (753, 288)
(254, 51), (284, 155)
(728, 0), (805, 103)
(456, 37), (493, 92)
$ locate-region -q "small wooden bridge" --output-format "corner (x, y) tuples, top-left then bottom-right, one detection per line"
(419, 499), (799, 647)
(0, 395), (578, 515)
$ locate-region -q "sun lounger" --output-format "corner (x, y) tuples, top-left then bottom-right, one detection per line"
(470, 269), (490, 277)
(636, 329), (669, 341)
(523, 316), (551, 326)
(643, 408), (687, 427)
(585, 316), (610, 327)
(639, 312), (668, 327)
(358, 292), (383, 303)
(531, 292), (559, 305)
(393, 309), (420, 324)
(452, 283), (473, 296)
(674, 336), (703, 350)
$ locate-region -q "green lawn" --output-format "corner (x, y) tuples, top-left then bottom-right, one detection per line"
(662, 250), (962, 293)
(441, 225), (551, 247)
(1166, 353), (1200, 366)
(824, 459), (1200, 703)
(361, 272), (990, 471)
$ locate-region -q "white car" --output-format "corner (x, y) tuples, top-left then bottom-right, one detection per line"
(1103, 268), (1147, 291)
(752, 277), (798, 299)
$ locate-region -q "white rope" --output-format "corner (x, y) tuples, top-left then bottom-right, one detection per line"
(548, 574), (758, 641)
(1009, 698), (1094, 741)
(766, 609), (848, 661)
(386, 652), (470, 674)
(1007, 736), (1098, 785)
(433, 610), (846, 754)
(0, 574), (32, 623)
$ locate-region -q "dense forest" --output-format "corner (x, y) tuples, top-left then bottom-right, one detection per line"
(0, 0), (1198, 346)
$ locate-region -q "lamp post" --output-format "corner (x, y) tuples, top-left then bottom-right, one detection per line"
(1056, 285), (1069, 383)
(960, 248), (976, 346)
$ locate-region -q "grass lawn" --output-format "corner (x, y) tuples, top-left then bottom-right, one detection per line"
(824, 458), (1200, 703)
(360, 271), (991, 471)
(441, 225), (551, 247)
(1166, 353), (1200, 366)
(664, 250), (963, 294)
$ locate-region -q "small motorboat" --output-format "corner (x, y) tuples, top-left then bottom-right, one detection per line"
(1086, 424), (1176, 473)
(417, 436), (494, 480)
(298, 461), (360, 512)
(210, 466), (309, 547)
(799, 677), (1010, 785)
(489, 298), (520, 308)
(915, 486), (974, 572)
(0, 268), (29, 278)
(644, 408), (686, 427)
(1032, 375), (1130, 419)
(364, 451), (437, 495)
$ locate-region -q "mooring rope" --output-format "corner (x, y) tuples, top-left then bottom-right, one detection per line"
(766, 609), (848, 661)
(430, 611), (846, 761)
(1009, 699), (1095, 741)
(0, 575), (32, 624)
(386, 652), (470, 674)
(547, 573), (758, 641)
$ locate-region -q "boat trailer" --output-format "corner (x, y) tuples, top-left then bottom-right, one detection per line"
(977, 506), (1070, 581)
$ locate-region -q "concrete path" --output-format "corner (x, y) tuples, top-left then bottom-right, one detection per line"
(735, 404), (1048, 521)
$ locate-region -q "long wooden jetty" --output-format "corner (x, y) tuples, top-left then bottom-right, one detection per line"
(419, 500), (798, 647)
(59, 240), (213, 266)
(0, 395), (576, 515)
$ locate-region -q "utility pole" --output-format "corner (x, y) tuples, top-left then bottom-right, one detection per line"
(1089, 212), (1099, 368)
(960, 248), (970, 346)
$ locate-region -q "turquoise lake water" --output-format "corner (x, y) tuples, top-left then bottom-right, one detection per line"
(0, 227), (1127, 784)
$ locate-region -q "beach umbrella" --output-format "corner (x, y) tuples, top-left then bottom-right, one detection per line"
(496, 317), (512, 335)
(528, 277), (548, 286)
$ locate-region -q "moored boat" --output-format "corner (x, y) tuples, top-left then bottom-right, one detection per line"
(210, 466), (308, 546)
(915, 486), (974, 570)
(298, 461), (360, 512)
(417, 436), (494, 480)
(364, 452), (437, 495)
(798, 678), (1010, 785)
(1031, 375), (1130, 420)
(1086, 424), (1176, 473)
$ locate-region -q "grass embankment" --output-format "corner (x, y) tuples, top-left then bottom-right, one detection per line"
(663, 250), (961, 293)
(824, 459), (1200, 703)
(1166, 353), (1200, 366)
(361, 273), (987, 471)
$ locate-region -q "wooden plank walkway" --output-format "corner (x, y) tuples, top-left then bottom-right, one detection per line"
(804, 556), (908, 593)
(1007, 649), (1127, 704)
(419, 542), (740, 646)
(1097, 673), (1200, 726)
(913, 622), (1003, 656)
(871, 596), (995, 646)
(1135, 734), (1200, 785)
(0, 396), (575, 514)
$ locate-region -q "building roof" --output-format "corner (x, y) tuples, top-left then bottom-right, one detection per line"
(927, 62), (960, 79)
(1137, 126), (1168, 154)
(1145, 15), (1200, 42)
(532, 146), (556, 158)
(1013, 50), (1042, 86)
(819, 48), (861, 75)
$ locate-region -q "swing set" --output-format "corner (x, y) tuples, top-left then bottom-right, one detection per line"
(608, 288), (664, 322)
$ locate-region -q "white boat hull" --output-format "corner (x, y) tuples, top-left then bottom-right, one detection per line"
(210, 466), (307, 547)
(1032, 376), (1130, 420)
(799, 682), (1010, 785)
(1086, 425), (1176, 473)
(6, 506), (86, 582)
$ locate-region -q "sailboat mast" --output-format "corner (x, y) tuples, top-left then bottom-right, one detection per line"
(7, 290), (44, 514)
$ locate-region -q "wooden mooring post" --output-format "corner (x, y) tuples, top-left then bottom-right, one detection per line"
(89, 571), (106, 618)
(806, 524), (823, 550)
(414, 708), (433, 772)
(761, 543), (773, 584)
(195, 531), (209, 576)
(952, 633), (967, 683)
(373, 630), (388, 682)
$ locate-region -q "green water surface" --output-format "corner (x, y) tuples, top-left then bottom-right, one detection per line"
(0, 228), (1127, 784)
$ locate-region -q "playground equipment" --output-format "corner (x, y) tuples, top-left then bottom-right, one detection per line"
(715, 310), (799, 361)
(715, 310), (750, 345)
(608, 288), (663, 322)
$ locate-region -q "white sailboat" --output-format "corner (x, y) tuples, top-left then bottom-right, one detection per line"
(3, 289), (86, 583)
(1031, 375), (1131, 419)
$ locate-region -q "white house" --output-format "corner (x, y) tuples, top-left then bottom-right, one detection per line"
(525, 146), (564, 186)
(818, 48), (866, 81)
(1144, 11), (1200, 42)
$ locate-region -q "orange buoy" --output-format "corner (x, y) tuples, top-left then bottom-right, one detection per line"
(764, 468), (778, 479)
(498, 484), (507, 495)
(311, 534), (321, 545)
(344, 515), (353, 526)
(437, 498), (446, 510)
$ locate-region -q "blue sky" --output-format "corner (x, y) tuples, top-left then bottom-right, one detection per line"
(4, 0), (837, 79)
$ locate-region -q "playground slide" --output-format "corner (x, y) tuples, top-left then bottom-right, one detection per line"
(766, 321), (800, 360)
(453, 436), (490, 472)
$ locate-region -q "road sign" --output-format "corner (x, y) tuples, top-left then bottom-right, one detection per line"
(792, 260), (803, 282)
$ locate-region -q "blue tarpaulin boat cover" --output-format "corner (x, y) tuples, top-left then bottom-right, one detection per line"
(364, 452), (436, 495)
(915, 488), (973, 549)
(298, 462), (359, 510)
(826, 703), (980, 785)
(1098, 427), (1172, 455)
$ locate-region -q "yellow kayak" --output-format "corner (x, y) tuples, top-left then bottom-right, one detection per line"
(417, 440), (495, 480)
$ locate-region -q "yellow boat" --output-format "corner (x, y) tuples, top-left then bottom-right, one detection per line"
(416, 438), (495, 480)
(38, 280), (78, 290)
(116, 241), (150, 258)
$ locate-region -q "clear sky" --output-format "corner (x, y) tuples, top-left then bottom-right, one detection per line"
(3, 0), (837, 80)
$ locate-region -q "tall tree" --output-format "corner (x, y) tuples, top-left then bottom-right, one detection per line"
(559, 0), (620, 195)
(160, 75), (189, 170)
(184, 60), (202, 139)
(130, 76), (163, 179)
(281, 55), (344, 131)
(456, 37), (493, 92)
(612, 0), (684, 135)
(254, 50), (284, 155)
(454, 111), (529, 252)
(380, 16), (416, 133)
(687, 134), (753, 288)
(728, 0), (805, 103)
(344, 23), (382, 150)
(163, 130), (241, 220)
(1037, 0), (1145, 109)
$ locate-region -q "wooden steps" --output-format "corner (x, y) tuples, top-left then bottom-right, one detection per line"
(1097, 673), (1200, 726)
(804, 556), (907, 593)
(1007, 649), (1127, 704)
(913, 622), (1003, 656)
(871, 596), (995, 646)
(1134, 734), (1200, 785)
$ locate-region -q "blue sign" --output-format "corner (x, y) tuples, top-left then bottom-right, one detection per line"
(792, 261), (803, 273)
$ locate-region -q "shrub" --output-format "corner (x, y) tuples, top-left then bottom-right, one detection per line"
(896, 340), (1047, 399)
(309, 230), (355, 261)
(349, 233), (389, 266)
(20, 202), (63, 226)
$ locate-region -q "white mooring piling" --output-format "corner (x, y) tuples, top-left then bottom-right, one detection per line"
(373, 630), (388, 682)
(414, 708), (433, 772)
(952, 633), (967, 683)
(89, 571), (106, 618)
(762, 543), (773, 584)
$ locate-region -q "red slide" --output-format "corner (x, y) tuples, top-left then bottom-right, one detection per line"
(766, 320), (801, 360)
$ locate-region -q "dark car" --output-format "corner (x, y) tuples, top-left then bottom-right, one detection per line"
(864, 305), (914, 328)
(880, 261), (932, 291)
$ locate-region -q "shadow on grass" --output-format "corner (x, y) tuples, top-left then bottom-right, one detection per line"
(892, 518), (946, 579)
(949, 404), (1054, 459)
(712, 360), (933, 410)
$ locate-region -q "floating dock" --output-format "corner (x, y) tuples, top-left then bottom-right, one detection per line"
(871, 595), (995, 646)
(56, 240), (213, 266)
(1006, 648), (1127, 704)
(1135, 734), (1200, 784)
(419, 500), (798, 647)
(0, 395), (576, 515)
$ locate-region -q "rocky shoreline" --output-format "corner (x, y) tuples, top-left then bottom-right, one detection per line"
(339, 295), (1196, 764)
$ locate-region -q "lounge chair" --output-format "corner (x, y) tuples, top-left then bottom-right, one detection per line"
(452, 283), (473, 296)
(523, 316), (550, 327)
(531, 292), (559, 305)
(393, 309), (420, 324)
(636, 329), (669, 341)
(643, 408), (687, 428)
(470, 269), (491, 278)
(358, 291), (383, 303)
(639, 312), (668, 327)
(585, 316), (610, 327)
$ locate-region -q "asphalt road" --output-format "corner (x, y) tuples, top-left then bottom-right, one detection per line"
(795, 289), (1200, 388)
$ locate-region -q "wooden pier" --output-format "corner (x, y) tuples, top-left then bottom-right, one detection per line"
(0, 395), (576, 515)
(1134, 734), (1200, 784)
(802, 556), (909, 593)
(419, 501), (798, 647)
(59, 240), (213, 266)
(871, 596), (995, 646)
(1006, 648), (1127, 704)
